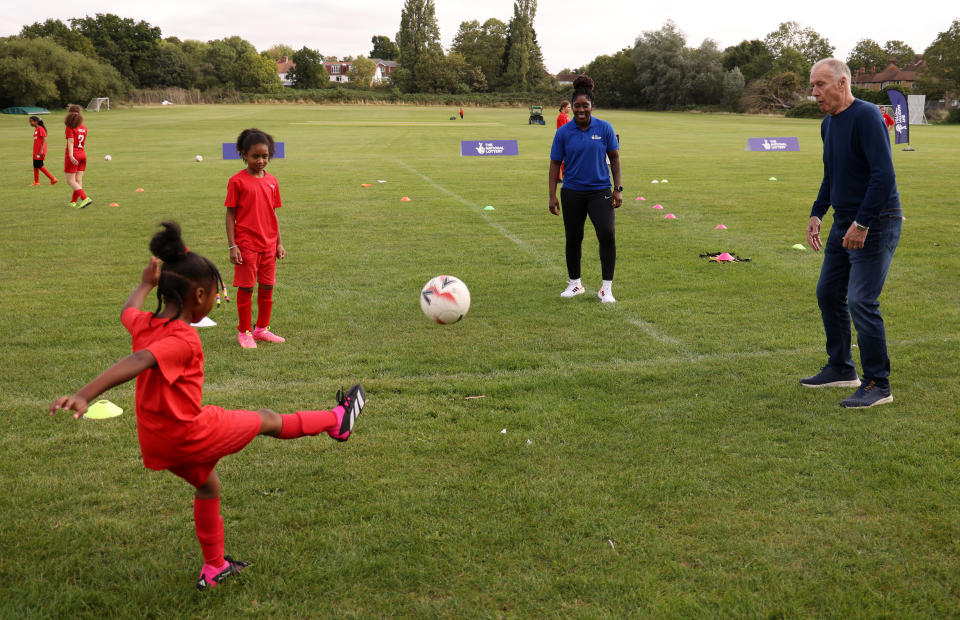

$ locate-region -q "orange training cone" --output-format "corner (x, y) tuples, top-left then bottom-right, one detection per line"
(400, 196), (411, 202)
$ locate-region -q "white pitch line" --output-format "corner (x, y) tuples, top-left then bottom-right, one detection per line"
(394, 159), (690, 353)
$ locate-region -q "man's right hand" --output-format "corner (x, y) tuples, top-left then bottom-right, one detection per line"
(806, 216), (823, 252)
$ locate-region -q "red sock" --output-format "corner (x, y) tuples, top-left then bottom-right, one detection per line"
(277, 410), (337, 439)
(256, 285), (273, 329)
(41, 167), (55, 181)
(34, 169), (40, 183)
(78, 189), (87, 200)
(194, 497), (226, 568)
(71, 190), (79, 202)
(236, 288), (253, 333)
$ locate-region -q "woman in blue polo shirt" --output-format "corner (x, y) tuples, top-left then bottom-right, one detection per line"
(548, 75), (623, 302)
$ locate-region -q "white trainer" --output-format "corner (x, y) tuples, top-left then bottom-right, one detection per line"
(597, 288), (616, 303)
(560, 282), (585, 298)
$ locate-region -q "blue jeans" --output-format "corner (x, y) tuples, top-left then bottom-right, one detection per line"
(816, 210), (902, 388)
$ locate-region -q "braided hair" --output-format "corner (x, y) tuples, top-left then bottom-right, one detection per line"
(570, 74), (595, 106)
(236, 128), (275, 158)
(148, 221), (223, 325)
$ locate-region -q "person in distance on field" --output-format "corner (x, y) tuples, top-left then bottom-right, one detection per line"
(548, 75), (623, 302)
(555, 101), (571, 182)
(29, 116), (58, 187)
(50, 221), (367, 591)
(802, 58), (902, 408)
(63, 104), (91, 208)
(225, 128), (286, 348)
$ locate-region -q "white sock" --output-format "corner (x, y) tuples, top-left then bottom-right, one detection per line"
(601, 280), (613, 293)
(569, 278), (582, 287)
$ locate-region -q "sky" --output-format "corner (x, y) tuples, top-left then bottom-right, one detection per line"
(2, 1), (956, 73)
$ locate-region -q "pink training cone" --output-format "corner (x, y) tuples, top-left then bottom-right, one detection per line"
(635, 196), (645, 201)
(109, 202), (119, 207)
(715, 224), (728, 230)
(400, 196), (411, 201)
(652, 204), (664, 210)
(664, 213), (677, 219)
(716, 252), (735, 261)
(135, 188), (145, 192)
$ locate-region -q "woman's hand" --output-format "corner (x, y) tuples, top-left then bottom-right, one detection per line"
(549, 195), (560, 215)
(611, 190), (623, 208)
(230, 246), (243, 265)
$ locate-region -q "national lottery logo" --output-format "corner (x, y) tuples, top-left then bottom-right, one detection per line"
(461, 139), (519, 156)
(762, 139), (788, 151)
(475, 142), (485, 155)
(475, 141), (505, 155)
(894, 105), (907, 125)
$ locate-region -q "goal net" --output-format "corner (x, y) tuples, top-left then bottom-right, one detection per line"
(86, 97), (110, 112)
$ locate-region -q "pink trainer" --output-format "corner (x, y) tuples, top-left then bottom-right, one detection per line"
(253, 326), (285, 343)
(237, 330), (257, 348)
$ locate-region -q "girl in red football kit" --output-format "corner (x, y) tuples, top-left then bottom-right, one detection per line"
(29, 116), (58, 186)
(225, 128), (286, 348)
(63, 104), (91, 208)
(50, 221), (367, 591)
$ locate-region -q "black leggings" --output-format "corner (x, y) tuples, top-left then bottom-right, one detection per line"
(560, 187), (616, 281)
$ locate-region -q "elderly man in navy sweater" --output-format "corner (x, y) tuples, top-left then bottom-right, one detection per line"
(801, 58), (903, 408)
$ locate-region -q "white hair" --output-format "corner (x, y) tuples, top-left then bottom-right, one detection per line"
(811, 58), (852, 84)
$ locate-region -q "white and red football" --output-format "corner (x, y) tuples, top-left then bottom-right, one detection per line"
(420, 275), (471, 324)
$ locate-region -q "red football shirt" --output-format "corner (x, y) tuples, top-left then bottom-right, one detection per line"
(556, 113), (570, 129)
(122, 307), (219, 470)
(33, 125), (47, 159)
(224, 170), (282, 252)
(65, 125), (87, 153)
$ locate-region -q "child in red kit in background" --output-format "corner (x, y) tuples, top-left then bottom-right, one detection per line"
(225, 128), (286, 348)
(29, 116), (58, 186)
(64, 104), (91, 208)
(50, 221), (367, 591)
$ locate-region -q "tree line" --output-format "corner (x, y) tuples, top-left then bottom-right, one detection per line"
(2, 6), (958, 113)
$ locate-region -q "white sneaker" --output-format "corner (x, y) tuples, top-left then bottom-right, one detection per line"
(560, 282), (585, 298)
(598, 288), (616, 303)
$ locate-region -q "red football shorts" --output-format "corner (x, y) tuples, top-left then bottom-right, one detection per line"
(232, 246), (277, 288)
(164, 407), (262, 488)
(64, 151), (86, 173)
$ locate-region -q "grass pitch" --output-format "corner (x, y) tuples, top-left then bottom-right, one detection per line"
(1, 104), (959, 617)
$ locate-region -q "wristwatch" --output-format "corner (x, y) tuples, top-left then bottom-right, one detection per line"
(854, 221), (868, 231)
(613, 185), (623, 192)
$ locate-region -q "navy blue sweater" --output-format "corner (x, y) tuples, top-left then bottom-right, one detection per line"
(811, 98), (900, 224)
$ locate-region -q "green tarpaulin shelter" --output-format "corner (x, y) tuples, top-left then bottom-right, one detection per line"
(3, 107), (50, 115)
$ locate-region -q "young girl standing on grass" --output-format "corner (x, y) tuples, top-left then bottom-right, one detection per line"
(50, 221), (367, 590)
(225, 128), (285, 348)
(29, 116), (58, 186)
(64, 104), (91, 208)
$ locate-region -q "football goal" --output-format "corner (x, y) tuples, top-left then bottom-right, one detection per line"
(86, 97), (110, 112)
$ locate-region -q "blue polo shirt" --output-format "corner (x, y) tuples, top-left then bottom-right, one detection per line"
(550, 116), (619, 191)
(811, 98), (900, 224)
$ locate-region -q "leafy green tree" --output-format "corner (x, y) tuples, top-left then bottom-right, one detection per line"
(395, 0), (444, 92)
(764, 21), (834, 73)
(143, 39), (193, 88)
(585, 49), (638, 108)
(922, 19), (960, 97)
(720, 39), (773, 83)
(370, 35), (399, 60)
(501, 0), (548, 90)
(70, 14), (162, 87)
(289, 46), (329, 89)
(204, 36), (281, 92)
(847, 39), (887, 72)
(347, 55), (377, 87)
(19, 19), (97, 58)
(741, 70), (804, 112)
(884, 41), (916, 67)
(263, 44), (296, 61)
(0, 37), (126, 108)
(451, 18), (508, 86)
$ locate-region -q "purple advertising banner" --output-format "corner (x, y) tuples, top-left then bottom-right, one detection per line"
(745, 137), (800, 152)
(460, 140), (519, 156)
(222, 142), (285, 160)
(887, 89), (909, 144)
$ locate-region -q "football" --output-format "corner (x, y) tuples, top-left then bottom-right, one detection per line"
(104, 154), (112, 161)
(195, 155), (203, 162)
(420, 275), (470, 324)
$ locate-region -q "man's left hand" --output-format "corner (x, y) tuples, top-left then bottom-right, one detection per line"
(842, 222), (868, 249)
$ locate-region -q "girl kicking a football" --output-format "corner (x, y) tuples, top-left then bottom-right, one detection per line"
(29, 116), (58, 186)
(225, 128), (286, 348)
(50, 221), (366, 591)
